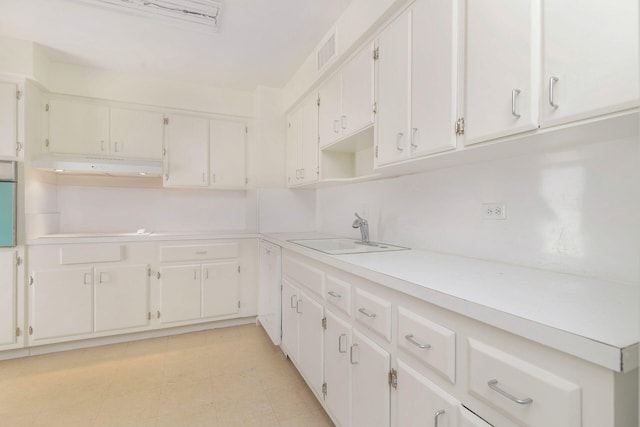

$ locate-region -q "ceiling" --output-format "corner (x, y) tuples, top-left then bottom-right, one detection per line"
(0, 0), (352, 90)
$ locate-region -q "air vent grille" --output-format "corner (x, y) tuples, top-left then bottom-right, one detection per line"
(317, 33), (336, 71)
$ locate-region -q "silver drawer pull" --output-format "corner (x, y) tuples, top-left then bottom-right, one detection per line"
(405, 334), (431, 349)
(328, 291), (342, 298)
(358, 307), (376, 318)
(434, 410), (445, 427)
(488, 379), (533, 405)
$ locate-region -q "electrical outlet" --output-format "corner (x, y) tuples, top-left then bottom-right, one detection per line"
(483, 203), (507, 220)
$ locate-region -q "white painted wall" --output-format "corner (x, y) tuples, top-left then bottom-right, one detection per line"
(317, 136), (640, 284)
(55, 183), (249, 233)
(257, 188), (316, 233)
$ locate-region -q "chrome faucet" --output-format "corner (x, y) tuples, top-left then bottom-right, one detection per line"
(352, 212), (372, 245)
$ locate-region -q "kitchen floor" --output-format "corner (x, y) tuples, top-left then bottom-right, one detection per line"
(0, 324), (334, 427)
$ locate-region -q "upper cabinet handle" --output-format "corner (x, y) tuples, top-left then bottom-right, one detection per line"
(511, 89), (521, 118)
(549, 76), (559, 108)
(290, 295), (297, 309)
(434, 410), (446, 427)
(396, 132), (404, 152)
(410, 127), (418, 149)
(333, 119), (340, 133)
(488, 379), (533, 405)
(341, 115), (347, 130)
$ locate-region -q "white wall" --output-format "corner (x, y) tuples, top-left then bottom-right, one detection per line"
(257, 188), (316, 233)
(55, 182), (250, 233)
(317, 136), (640, 284)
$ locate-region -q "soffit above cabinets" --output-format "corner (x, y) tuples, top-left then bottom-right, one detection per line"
(0, 0), (352, 89)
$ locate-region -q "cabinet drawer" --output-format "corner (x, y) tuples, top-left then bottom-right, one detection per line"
(467, 338), (581, 427)
(159, 243), (238, 263)
(325, 275), (351, 315)
(354, 288), (391, 342)
(398, 307), (455, 383)
(60, 245), (122, 265)
(282, 256), (325, 298)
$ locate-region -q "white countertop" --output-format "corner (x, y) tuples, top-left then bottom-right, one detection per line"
(264, 232), (640, 373)
(27, 230), (260, 245)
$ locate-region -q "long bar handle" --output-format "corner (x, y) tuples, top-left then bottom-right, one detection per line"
(328, 291), (342, 299)
(358, 307), (377, 318)
(405, 334), (431, 349)
(511, 89), (521, 118)
(488, 379), (533, 405)
(549, 76), (559, 108)
(434, 410), (446, 427)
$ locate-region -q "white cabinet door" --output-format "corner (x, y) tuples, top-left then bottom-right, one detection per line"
(281, 279), (300, 360)
(258, 241), (281, 345)
(159, 265), (201, 323)
(324, 310), (351, 427)
(297, 290), (324, 397)
(110, 107), (164, 159)
(318, 72), (342, 148)
(541, 0), (639, 127)
(286, 109), (303, 186)
(464, 0), (538, 145)
(0, 250), (17, 346)
(351, 329), (391, 427)
(0, 82), (18, 158)
(48, 98), (110, 155)
(375, 10), (411, 166)
(209, 119), (246, 188)
(164, 114), (209, 187)
(201, 261), (240, 318)
(30, 268), (93, 341)
(301, 95), (319, 185)
(341, 44), (375, 138)
(411, 0), (459, 157)
(94, 264), (149, 333)
(396, 360), (460, 427)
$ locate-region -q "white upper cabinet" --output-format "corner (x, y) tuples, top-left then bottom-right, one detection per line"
(541, 0), (639, 127)
(318, 44), (374, 149)
(110, 107), (164, 160)
(209, 119), (247, 189)
(375, 9), (412, 167)
(48, 98), (110, 156)
(463, 0), (539, 146)
(411, 0), (459, 157)
(287, 95), (318, 187)
(164, 114), (209, 187)
(0, 82), (20, 159)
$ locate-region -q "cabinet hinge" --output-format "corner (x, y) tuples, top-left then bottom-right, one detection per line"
(147, 312), (151, 320)
(373, 47), (379, 61)
(163, 117), (169, 125)
(237, 265), (241, 273)
(16, 255), (22, 266)
(455, 117), (465, 136)
(238, 301), (241, 309)
(45, 103), (49, 112)
(28, 326), (33, 336)
(16, 90), (22, 100)
(245, 177), (249, 185)
(147, 268), (152, 277)
(157, 310), (161, 319)
(322, 382), (327, 399)
(156, 271), (161, 280)
(372, 102), (377, 114)
(375, 145), (378, 158)
(389, 368), (398, 389)
(162, 148), (167, 156)
(16, 142), (23, 154)
(45, 138), (50, 148)
(29, 276), (34, 286)
(16, 327), (21, 337)
(317, 96), (321, 107)
(321, 317), (327, 330)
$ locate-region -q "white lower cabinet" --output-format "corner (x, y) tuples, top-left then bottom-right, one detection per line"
(30, 265), (150, 341)
(281, 278), (300, 361)
(324, 310), (351, 427)
(202, 261), (240, 318)
(0, 249), (22, 349)
(351, 328), (391, 427)
(158, 264), (201, 323)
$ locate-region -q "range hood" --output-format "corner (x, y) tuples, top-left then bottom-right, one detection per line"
(31, 154), (163, 177)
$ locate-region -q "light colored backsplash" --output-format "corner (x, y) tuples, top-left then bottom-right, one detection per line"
(317, 136), (640, 284)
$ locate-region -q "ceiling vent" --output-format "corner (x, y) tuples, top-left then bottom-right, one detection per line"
(74, 0), (222, 32)
(317, 32), (336, 71)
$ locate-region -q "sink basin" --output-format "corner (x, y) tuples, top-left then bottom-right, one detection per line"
(289, 238), (409, 255)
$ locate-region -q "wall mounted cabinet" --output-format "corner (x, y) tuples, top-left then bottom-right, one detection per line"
(110, 107), (164, 159)
(286, 95), (319, 187)
(164, 115), (247, 189)
(0, 81), (22, 159)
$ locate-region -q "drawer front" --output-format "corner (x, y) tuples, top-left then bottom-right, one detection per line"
(354, 288), (391, 342)
(467, 338), (581, 427)
(60, 244), (122, 265)
(159, 243), (238, 263)
(325, 275), (351, 315)
(398, 306), (456, 383)
(282, 256), (325, 298)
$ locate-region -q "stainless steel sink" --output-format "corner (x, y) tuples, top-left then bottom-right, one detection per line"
(288, 238), (409, 255)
